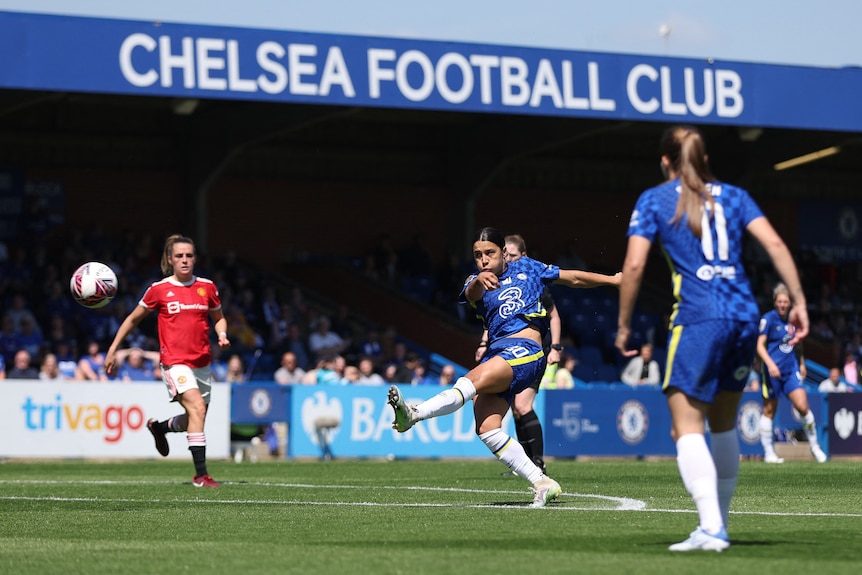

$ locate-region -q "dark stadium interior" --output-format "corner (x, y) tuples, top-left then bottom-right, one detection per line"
(2, 87), (861, 368)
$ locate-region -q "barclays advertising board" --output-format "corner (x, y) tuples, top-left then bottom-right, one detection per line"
(2, 11), (861, 131)
(288, 385), (525, 459)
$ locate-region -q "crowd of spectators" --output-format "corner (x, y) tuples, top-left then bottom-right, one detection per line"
(0, 229), (458, 386)
(3, 227), (862, 387)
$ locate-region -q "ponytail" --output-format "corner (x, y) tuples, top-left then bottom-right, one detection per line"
(661, 125), (716, 237)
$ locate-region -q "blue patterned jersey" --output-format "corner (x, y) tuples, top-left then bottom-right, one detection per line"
(759, 309), (800, 376)
(627, 179), (762, 326)
(460, 256), (560, 342)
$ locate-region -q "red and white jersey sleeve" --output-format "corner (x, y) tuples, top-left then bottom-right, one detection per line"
(140, 275), (222, 368)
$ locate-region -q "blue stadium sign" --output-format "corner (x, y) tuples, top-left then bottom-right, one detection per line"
(2, 11), (861, 131)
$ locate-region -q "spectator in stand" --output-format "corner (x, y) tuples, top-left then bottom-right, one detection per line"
(224, 354), (245, 384)
(259, 286), (282, 336)
(410, 357), (435, 385)
(744, 359), (761, 392)
(389, 350), (421, 384)
(44, 314), (76, 353)
(0, 315), (21, 368)
(842, 349), (858, 386)
(269, 303), (296, 351)
(543, 353), (576, 390)
(357, 356), (385, 385)
(38, 352), (67, 381)
(225, 302), (264, 354)
(7, 349), (38, 379)
(17, 316), (44, 359)
(620, 342), (662, 386)
(54, 340), (80, 380)
(274, 351), (306, 384)
(313, 355), (346, 385)
(845, 333), (862, 362)
(811, 317), (834, 340)
(329, 304), (354, 347)
(114, 347), (160, 382)
(343, 364), (361, 384)
(283, 322), (312, 371)
(438, 364), (456, 386)
(209, 343), (229, 382)
(819, 367), (852, 393)
(357, 327), (386, 371)
(308, 316), (347, 364)
(6, 293), (40, 335)
(42, 279), (78, 324)
(0, 354), (5, 379)
(78, 340), (109, 381)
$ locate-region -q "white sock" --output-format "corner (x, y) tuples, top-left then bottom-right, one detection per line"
(802, 410), (820, 447)
(759, 415), (776, 457)
(479, 428), (544, 484)
(414, 377), (477, 421)
(710, 429), (739, 529)
(676, 433), (723, 534)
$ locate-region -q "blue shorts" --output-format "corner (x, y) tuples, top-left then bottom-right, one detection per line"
(761, 368), (805, 401)
(480, 337), (546, 405)
(663, 319), (758, 403)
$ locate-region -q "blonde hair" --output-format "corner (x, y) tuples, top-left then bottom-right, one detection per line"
(661, 125), (716, 237)
(773, 282), (790, 300)
(160, 234), (195, 276)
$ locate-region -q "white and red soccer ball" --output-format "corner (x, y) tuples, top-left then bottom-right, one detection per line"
(70, 261), (118, 309)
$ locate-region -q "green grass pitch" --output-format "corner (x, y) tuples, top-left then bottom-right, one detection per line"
(0, 458), (859, 574)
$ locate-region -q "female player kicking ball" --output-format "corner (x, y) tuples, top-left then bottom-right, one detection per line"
(105, 234), (230, 488)
(388, 227), (621, 507)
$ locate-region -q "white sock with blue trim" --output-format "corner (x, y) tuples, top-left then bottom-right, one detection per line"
(479, 428), (544, 483)
(414, 377), (476, 420)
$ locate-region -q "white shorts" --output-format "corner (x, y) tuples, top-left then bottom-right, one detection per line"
(162, 364), (213, 404)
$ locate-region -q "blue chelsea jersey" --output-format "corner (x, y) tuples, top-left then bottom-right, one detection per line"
(627, 179), (762, 326)
(460, 256), (560, 342)
(759, 309), (799, 375)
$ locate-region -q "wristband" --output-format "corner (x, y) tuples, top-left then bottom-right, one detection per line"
(218, 331), (228, 338)
(477, 341), (488, 348)
(551, 344), (562, 351)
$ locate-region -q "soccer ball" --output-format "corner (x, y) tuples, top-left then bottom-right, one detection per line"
(70, 261), (118, 309)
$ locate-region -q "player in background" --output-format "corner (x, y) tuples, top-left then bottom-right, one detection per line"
(475, 234), (560, 474)
(389, 227), (620, 508)
(616, 125), (808, 551)
(105, 234), (230, 488)
(756, 283), (827, 463)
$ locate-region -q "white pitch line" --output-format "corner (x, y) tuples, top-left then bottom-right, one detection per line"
(2, 481), (860, 517)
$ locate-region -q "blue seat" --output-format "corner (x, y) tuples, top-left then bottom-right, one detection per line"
(595, 364), (620, 383)
(577, 345), (604, 368)
(572, 363), (600, 382)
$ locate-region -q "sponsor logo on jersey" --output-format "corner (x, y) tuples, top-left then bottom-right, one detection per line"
(695, 264), (737, 280)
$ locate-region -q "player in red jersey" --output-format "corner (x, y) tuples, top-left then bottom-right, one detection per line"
(105, 234), (230, 488)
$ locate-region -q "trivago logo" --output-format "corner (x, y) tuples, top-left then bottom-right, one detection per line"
(20, 394), (146, 442)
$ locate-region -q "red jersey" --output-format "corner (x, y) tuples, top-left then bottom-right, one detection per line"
(140, 276), (222, 368)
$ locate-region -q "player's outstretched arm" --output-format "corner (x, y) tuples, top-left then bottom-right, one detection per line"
(555, 269), (622, 289)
